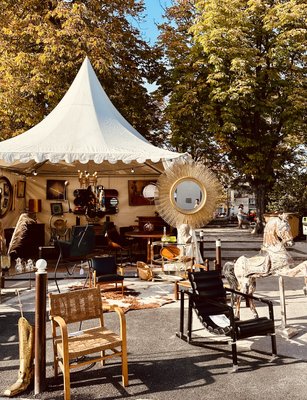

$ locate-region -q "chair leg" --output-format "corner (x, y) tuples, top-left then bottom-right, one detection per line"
(62, 359), (71, 400)
(53, 349), (59, 377)
(178, 290), (185, 338)
(121, 344), (128, 386)
(231, 340), (238, 371)
(187, 296), (193, 342)
(101, 350), (106, 366)
(271, 333), (277, 357)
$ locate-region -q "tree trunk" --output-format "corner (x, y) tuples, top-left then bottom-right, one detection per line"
(254, 184), (268, 234)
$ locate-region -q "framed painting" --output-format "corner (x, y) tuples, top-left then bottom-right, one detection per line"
(17, 180), (26, 198)
(128, 180), (157, 206)
(46, 180), (66, 200)
(50, 202), (64, 216)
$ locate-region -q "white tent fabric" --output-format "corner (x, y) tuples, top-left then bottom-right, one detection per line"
(0, 57), (184, 175)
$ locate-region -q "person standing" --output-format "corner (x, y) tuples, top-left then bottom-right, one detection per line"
(237, 204), (249, 229)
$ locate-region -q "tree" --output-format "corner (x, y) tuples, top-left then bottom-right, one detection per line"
(155, 0), (225, 171)
(191, 0), (307, 221)
(267, 155), (307, 217)
(0, 0), (162, 142)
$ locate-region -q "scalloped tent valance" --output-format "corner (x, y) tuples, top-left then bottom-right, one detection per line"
(0, 57), (184, 176)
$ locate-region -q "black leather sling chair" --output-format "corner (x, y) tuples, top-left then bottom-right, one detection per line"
(177, 270), (277, 371)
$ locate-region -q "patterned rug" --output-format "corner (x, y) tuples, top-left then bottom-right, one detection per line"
(68, 281), (176, 312)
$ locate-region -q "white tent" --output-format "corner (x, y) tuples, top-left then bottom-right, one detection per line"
(0, 57), (184, 177)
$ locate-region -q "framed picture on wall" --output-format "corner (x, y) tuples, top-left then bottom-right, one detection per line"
(46, 180), (66, 200)
(16, 180), (26, 198)
(50, 202), (64, 216)
(128, 180), (157, 206)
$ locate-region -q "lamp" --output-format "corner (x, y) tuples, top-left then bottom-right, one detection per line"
(142, 183), (157, 199)
(78, 170), (97, 188)
(64, 181), (72, 213)
(28, 199), (42, 213)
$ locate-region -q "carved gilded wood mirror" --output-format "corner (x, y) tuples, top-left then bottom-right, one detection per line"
(0, 176), (13, 218)
(155, 160), (222, 228)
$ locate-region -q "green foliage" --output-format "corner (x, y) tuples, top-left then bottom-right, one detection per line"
(155, 0), (226, 172)
(190, 0), (307, 216)
(0, 0), (162, 141)
(267, 155), (307, 216)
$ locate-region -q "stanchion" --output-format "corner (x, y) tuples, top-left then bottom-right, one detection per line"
(215, 239), (221, 270)
(199, 230), (204, 261)
(34, 259), (47, 394)
(276, 275), (299, 339)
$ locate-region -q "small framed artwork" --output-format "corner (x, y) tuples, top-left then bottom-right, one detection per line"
(17, 180), (26, 198)
(46, 180), (66, 200)
(50, 202), (63, 216)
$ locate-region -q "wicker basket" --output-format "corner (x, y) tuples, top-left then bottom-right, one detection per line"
(136, 261), (153, 281)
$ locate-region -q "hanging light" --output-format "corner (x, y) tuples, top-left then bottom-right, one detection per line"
(142, 183), (157, 199)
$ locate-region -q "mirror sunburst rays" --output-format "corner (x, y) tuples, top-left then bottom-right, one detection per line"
(154, 160), (222, 228)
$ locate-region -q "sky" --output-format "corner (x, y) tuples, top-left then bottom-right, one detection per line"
(141, 0), (172, 44)
(140, 1), (172, 91)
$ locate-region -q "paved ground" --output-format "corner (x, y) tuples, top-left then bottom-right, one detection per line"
(0, 227), (306, 400)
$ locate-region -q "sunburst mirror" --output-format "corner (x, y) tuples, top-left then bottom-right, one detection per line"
(155, 159), (222, 228)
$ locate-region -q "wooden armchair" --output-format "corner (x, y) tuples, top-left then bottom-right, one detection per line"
(49, 287), (128, 400)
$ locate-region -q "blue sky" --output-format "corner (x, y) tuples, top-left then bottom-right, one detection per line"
(141, 0), (172, 43)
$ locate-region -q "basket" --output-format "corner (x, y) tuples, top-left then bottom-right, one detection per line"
(160, 245), (180, 260)
(136, 261), (153, 281)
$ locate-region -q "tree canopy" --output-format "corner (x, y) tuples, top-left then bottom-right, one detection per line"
(158, 0), (307, 215)
(155, 1), (225, 171)
(188, 0), (307, 217)
(0, 0), (163, 142)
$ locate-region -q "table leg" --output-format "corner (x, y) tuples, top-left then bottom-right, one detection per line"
(146, 238), (152, 264)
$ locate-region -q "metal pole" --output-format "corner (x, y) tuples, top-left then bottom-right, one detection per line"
(215, 239), (221, 271)
(279, 275), (287, 329)
(276, 275), (299, 339)
(34, 259), (47, 395)
(199, 230), (204, 261)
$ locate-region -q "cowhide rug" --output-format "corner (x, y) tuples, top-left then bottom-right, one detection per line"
(68, 281), (176, 312)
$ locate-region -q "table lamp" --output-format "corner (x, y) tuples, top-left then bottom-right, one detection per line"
(28, 199), (42, 219)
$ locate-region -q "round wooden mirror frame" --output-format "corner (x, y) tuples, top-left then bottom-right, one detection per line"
(155, 159), (222, 228)
(0, 176), (13, 218)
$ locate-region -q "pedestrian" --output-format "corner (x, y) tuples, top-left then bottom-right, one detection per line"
(237, 204), (249, 229)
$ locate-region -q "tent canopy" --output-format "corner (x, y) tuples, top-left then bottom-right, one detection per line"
(0, 57), (184, 176)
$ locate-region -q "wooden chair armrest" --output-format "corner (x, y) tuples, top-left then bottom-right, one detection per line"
(50, 315), (69, 339)
(50, 315), (70, 361)
(111, 305), (127, 340)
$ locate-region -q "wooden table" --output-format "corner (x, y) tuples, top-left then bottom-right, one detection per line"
(125, 231), (164, 263)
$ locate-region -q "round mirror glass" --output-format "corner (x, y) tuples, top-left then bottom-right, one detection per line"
(110, 197), (119, 206)
(0, 176), (13, 218)
(170, 178), (206, 214)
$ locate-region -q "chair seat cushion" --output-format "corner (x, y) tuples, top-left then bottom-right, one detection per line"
(97, 274), (124, 283)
